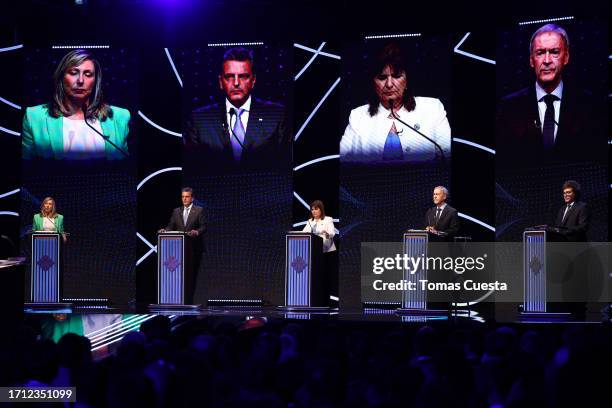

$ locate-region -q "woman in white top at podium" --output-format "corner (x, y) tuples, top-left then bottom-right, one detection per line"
(302, 200), (336, 252)
(302, 200), (338, 306)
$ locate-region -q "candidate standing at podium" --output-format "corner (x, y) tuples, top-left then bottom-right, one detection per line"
(302, 200), (337, 305)
(425, 186), (459, 240)
(159, 187), (206, 303)
(554, 180), (589, 242)
(33, 197), (67, 242)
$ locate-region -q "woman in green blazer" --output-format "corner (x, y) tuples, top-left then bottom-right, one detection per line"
(22, 49), (129, 160)
(33, 197), (66, 241)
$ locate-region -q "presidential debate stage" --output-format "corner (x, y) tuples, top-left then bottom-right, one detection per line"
(0, 1), (611, 406)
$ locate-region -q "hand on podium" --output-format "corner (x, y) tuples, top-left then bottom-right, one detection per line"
(61, 233), (68, 244)
(187, 230), (199, 237)
(158, 228), (166, 234)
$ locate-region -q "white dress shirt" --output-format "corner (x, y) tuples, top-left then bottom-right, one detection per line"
(225, 96), (251, 136)
(340, 97), (451, 163)
(535, 80), (563, 141)
(302, 216), (337, 252)
(62, 117), (105, 160)
(42, 217), (56, 231)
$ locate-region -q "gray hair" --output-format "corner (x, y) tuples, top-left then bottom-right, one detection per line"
(434, 186), (449, 198)
(529, 24), (570, 54)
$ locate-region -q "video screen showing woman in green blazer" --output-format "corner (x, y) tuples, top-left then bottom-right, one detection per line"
(22, 49), (130, 161)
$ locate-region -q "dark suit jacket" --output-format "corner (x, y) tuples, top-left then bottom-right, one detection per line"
(496, 84), (605, 166)
(554, 200), (589, 242)
(186, 97), (291, 171)
(166, 205), (206, 237)
(425, 204), (460, 238)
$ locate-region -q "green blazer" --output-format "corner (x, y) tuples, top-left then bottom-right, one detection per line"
(22, 104), (130, 160)
(33, 213), (64, 233)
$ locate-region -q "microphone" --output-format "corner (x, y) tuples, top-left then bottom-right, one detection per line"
(82, 103), (129, 158)
(388, 99), (446, 162)
(228, 108), (245, 149)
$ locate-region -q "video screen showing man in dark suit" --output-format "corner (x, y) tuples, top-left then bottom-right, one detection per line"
(496, 23), (605, 166)
(185, 47), (291, 172)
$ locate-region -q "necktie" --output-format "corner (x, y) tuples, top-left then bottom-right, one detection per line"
(542, 94), (557, 149)
(562, 203), (572, 223)
(231, 108), (246, 160)
(183, 207), (189, 226)
(435, 208), (442, 224)
(383, 122), (403, 160)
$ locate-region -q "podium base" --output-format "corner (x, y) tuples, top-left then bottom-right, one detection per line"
(148, 303), (202, 312)
(396, 308), (448, 316)
(277, 306), (332, 312)
(24, 302), (72, 311)
(519, 311), (573, 320)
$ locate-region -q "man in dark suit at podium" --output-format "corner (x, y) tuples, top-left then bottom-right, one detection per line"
(425, 186), (459, 241)
(159, 187), (206, 303)
(185, 46), (291, 171)
(554, 180), (589, 242)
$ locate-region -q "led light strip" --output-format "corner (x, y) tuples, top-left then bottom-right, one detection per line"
(208, 42), (264, 47)
(51, 45), (110, 49)
(90, 315), (154, 347)
(86, 314), (145, 338)
(88, 315), (151, 342)
(365, 33), (421, 40)
(91, 316), (157, 350)
(518, 16), (574, 26)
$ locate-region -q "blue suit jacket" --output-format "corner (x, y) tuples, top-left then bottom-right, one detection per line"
(22, 104), (130, 160)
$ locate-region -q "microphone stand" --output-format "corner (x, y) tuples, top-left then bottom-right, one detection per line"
(82, 104), (129, 158)
(388, 99), (446, 162)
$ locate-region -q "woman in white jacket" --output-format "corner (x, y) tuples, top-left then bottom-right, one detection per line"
(302, 200), (336, 252)
(302, 200), (338, 307)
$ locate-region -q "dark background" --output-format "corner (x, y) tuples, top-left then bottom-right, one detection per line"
(0, 0), (608, 310)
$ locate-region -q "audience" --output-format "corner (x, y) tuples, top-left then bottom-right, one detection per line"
(1, 316), (610, 407)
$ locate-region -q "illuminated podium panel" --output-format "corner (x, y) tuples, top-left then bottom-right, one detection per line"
(156, 232), (193, 306)
(25, 231), (71, 310)
(31, 232), (61, 303)
(396, 230), (446, 315)
(282, 232), (326, 310)
(522, 228), (570, 318)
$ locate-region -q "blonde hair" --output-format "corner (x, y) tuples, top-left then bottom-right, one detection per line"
(40, 197), (58, 218)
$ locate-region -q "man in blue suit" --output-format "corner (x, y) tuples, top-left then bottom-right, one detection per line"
(185, 47), (291, 171)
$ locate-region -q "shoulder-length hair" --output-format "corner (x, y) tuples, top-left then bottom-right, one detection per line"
(368, 43), (416, 116)
(309, 200), (326, 220)
(40, 197), (58, 218)
(49, 49), (112, 120)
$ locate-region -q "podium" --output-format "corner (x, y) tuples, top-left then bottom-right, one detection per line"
(281, 232), (328, 311)
(150, 232), (200, 310)
(26, 231), (71, 310)
(521, 227), (571, 319)
(396, 230), (446, 316)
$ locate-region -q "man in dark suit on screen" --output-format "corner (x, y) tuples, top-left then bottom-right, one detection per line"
(554, 180), (590, 242)
(186, 46), (291, 171)
(496, 24), (605, 166)
(425, 186), (460, 241)
(159, 187), (206, 304)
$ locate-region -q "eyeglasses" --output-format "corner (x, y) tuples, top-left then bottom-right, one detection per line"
(562, 191), (574, 195)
